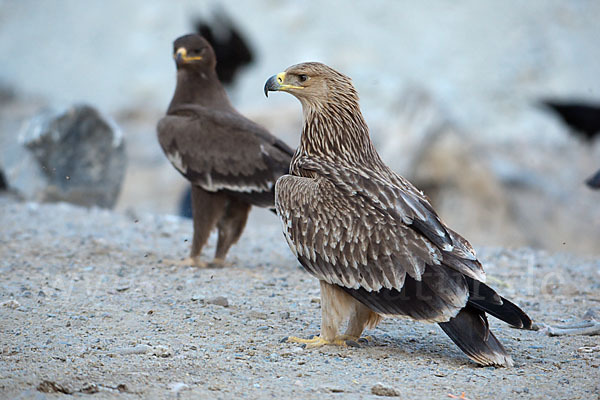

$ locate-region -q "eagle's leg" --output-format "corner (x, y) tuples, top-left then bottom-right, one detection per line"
(343, 298), (381, 345)
(286, 281), (375, 348)
(181, 186), (226, 268)
(212, 198), (251, 267)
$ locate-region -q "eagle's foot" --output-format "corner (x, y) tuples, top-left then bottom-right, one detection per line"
(163, 257), (208, 268)
(207, 258), (229, 269)
(284, 335), (367, 348)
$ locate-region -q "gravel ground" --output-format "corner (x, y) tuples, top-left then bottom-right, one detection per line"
(1, 195), (599, 399)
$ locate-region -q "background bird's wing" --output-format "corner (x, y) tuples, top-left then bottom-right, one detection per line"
(157, 104), (293, 207)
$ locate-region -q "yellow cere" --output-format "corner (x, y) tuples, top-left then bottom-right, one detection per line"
(277, 72), (304, 90)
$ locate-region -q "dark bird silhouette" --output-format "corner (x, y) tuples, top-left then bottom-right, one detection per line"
(541, 99), (600, 142)
(158, 34), (293, 267)
(586, 168), (600, 189)
(194, 11), (254, 86)
(265, 62), (533, 367)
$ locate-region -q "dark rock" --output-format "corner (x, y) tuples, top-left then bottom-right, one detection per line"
(1, 104), (126, 208)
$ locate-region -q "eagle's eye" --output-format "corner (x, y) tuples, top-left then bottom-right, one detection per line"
(298, 74), (308, 83)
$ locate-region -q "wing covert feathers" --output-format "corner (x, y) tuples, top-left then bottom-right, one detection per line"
(158, 104), (293, 207)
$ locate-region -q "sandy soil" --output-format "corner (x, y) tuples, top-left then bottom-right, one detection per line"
(1, 195), (599, 399)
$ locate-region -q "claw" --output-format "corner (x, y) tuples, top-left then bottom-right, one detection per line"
(285, 335), (367, 348)
(163, 257), (208, 268)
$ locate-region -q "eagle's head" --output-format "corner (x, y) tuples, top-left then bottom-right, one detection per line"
(172, 34), (217, 71)
(264, 62), (358, 109)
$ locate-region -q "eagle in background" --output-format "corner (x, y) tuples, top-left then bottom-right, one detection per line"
(179, 12), (256, 218)
(157, 34), (293, 267)
(265, 62), (533, 367)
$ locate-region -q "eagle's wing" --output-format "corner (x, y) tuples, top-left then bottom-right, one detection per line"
(291, 157), (485, 282)
(157, 104), (293, 207)
(276, 157), (487, 322)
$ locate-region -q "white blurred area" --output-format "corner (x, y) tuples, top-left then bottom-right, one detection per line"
(1, 0), (599, 254)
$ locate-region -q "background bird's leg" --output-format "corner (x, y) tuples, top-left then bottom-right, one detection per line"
(183, 186), (226, 267)
(213, 198), (251, 267)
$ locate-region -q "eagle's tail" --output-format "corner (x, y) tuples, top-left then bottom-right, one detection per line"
(439, 278), (533, 367)
(439, 305), (513, 367)
(464, 277), (533, 329)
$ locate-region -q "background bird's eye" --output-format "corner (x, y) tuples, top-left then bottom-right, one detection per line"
(298, 74), (308, 82)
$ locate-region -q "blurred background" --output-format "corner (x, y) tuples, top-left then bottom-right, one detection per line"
(1, 0), (599, 254)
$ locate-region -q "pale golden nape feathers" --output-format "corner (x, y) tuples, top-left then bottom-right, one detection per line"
(265, 62), (532, 367)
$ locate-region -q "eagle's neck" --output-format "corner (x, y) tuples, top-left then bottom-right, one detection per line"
(168, 68), (232, 112)
(294, 100), (383, 170)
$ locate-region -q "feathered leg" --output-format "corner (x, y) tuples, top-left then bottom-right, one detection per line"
(212, 198), (251, 266)
(184, 185), (227, 267)
(286, 281), (378, 348)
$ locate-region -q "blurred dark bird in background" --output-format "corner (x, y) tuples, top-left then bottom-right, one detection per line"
(0, 171), (6, 190)
(540, 99), (600, 142)
(194, 10), (254, 87)
(179, 10), (256, 219)
(586, 168), (600, 190)
(158, 34), (293, 268)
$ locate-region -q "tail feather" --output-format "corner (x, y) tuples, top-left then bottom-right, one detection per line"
(466, 277), (533, 329)
(439, 306), (513, 367)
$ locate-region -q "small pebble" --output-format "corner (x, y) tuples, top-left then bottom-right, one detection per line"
(206, 296), (229, 307)
(169, 382), (188, 393)
(371, 383), (401, 397)
(249, 310), (268, 319)
(153, 345), (173, 358)
(279, 311), (290, 319)
(116, 344), (151, 355)
(2, 300), (20, 309)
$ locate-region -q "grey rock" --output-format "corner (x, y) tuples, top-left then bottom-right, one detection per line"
(1, 104), (125, 208)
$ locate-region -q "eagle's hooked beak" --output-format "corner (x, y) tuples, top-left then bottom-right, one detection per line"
(174, 47), (203, 64)
(264, 72), (303, 97)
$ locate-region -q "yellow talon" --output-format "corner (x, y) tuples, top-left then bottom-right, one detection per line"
(285, 335), (370, 348)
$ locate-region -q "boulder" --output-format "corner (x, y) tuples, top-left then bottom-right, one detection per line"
(1, 104), (126, 208)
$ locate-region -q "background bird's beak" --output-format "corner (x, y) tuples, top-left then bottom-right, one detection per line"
(174, 47), (202, 65)
(174, 48), (186, 64)
(264, 74), (282, 97)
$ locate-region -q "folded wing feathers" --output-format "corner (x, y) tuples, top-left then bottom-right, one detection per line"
(276, 158), (487, 294)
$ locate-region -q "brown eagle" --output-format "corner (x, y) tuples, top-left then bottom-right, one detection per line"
(264, 62), (533, 367)
(157, 34), (293, 267)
